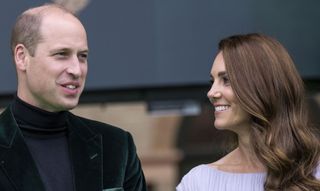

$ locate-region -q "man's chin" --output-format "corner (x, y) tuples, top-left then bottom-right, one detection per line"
(57, 98), (80, 111)
(64, 102), (79, 111)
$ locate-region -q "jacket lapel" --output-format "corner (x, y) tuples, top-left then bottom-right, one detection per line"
(0, 107), (45, 191)
(0, 108), (104, 191)
(66, 113), (103, 191)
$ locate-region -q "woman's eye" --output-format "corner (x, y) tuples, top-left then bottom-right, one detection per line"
(222, 76), (230, 85)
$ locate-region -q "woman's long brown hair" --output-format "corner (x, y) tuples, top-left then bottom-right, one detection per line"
(219, 33), (320, 190)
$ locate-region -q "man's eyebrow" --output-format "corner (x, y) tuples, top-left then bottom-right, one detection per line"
(79, 49), (89, 53)
(49, 48), (70, 54)
(49, 48), (89, 54)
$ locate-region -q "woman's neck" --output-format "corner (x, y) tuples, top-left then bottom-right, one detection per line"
(211, 129), (266, 173)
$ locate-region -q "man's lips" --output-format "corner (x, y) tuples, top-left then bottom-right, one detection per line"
(59, 82), (80, 89)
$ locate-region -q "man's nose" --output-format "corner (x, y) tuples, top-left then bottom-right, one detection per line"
(66, 56), (82, 78)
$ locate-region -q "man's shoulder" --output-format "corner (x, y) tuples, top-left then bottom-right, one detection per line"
(66, 112), (128, 138)
(66, 112), (136, 155)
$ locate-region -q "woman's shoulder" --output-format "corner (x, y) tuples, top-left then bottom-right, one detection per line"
(176, 164), (219, 191)
(183, 164), (214, 177)
(178, 164), (214, 184)
(176, 164), (266, 191)
(316, 163), (320, 179)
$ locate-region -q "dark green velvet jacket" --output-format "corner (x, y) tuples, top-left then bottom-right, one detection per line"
(0, 106), (146, 191)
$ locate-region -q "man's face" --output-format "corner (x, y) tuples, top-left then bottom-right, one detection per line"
(18, 12), (88, 112)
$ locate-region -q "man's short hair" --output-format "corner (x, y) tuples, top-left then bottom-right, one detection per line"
(10, 3), (75, 56)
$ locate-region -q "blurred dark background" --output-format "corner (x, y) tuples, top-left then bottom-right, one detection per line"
(1, 0), (320, 106)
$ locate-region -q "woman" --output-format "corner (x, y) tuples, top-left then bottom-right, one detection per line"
(177, 33), (320, 191)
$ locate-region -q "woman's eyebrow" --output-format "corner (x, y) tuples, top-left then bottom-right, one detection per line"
(218, 71), (227, 77)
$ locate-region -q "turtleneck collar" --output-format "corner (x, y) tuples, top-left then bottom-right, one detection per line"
(12, 96), (67, 130)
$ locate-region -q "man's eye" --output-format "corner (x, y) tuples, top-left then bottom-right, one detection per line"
(79, 53), (88, 59)
(54, 52), (67, 57)
(78, 53), (88, 62)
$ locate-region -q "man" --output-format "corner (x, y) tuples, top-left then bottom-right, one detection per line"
(0, 3), (146, 191)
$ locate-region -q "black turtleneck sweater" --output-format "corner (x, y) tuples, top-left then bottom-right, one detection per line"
(12, 97), (74, 191)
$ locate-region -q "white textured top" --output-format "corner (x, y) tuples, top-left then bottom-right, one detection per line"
(176, 164), (320, 191)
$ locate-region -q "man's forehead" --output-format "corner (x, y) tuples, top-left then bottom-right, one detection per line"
(23, 5), (75, 27)
(38, 9), (85, 37)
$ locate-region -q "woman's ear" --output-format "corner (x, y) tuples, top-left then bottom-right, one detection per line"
(14, 44), (30, 71)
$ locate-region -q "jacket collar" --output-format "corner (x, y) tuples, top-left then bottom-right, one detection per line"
(0, 106), (46, 191)
(0, 106), (103, 191)
(66, 112), (103, 191)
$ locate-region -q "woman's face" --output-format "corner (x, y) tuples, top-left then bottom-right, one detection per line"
(207, 52), (251, 133)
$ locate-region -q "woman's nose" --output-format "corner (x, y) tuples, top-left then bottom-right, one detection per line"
(207, 85), (222, 100)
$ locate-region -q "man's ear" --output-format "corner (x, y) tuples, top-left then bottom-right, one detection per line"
(14, 44), (30, 71)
